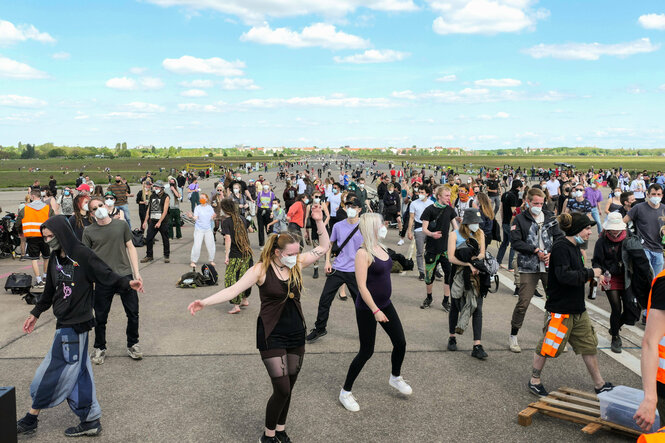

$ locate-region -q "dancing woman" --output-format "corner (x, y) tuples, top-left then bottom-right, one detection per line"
(188, 204), (329, 443)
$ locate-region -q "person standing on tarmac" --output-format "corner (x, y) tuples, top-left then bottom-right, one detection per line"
(16, 188), (54, 288)
(509, 188), (563, 353)
(141, 181), (170, 263)
(84, 198), (144, 365)
(528, 212), (614, 398)
(16, 216), (143, 437)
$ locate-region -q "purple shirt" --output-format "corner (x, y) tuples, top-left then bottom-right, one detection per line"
(584, 187), (603, 208)
(258, 190), (275, 209)
(330, 220), (363, 272)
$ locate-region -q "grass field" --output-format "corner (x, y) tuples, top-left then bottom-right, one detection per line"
(0, 156), (283, 189)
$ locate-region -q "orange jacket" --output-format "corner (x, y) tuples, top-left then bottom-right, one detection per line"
(647, 270), (665, 385)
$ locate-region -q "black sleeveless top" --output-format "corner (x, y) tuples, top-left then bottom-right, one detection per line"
(256, 266), (306, 351)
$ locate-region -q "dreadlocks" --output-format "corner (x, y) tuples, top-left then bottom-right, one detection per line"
(220, 198), (252, 258)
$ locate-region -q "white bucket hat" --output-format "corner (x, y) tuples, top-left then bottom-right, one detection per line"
(603, 212), (626, 231)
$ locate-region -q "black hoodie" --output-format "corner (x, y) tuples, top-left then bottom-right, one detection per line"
(31, 215), (130, 332)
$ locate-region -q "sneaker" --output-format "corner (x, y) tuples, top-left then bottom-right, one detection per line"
(471, 344), (488, 360)
(90, 348), (106, 365)
(528, 381), (548, 397)
(64, 419), (102, 437)
(441, 299), (450, 312)
(509, 335), (521, 353)
(534, 290), (543, 298)
(513, 286), (519, 297)
(447, 336), (457, 351)
(418, 272), (424, 281)
(610, 335), (622, 354)
(339, 389), (360, 412)
(397, 239), (405, 246)
(313, 268), (319, 279)
(275, 430), (292, 443)
(338, 293), (348, 301)
(389, 375), (413, 395)
(595, 382), (614, 394)
(420, 297), (432, 309)
(164, 257), (170, 263)
(305, 328), (327, 343)
(140, 256), (153, 263)
(17, 414), (38, 435)
(34, 281), (45, 289)
(127, 344), (143, 360)
(259, 434), (280, 443)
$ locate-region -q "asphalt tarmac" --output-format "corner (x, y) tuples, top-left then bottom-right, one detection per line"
(0, 162), (644, 442)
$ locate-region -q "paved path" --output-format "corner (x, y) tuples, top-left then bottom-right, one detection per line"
(0, 161), (643, 442)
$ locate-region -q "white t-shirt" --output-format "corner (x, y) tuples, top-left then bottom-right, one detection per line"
(328, 193), (342, 217)
(194, 204), (215, 231)
(546, 179), (560, 197)
(409, 198), (433, 232)
(297, 178), (306, 194)
(631, 179), (646, 199)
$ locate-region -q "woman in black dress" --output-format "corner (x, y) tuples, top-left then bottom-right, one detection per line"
(189, 204), (329, 443)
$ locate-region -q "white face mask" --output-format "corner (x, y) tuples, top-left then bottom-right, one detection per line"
(468, 223), (480, 232)
(105, 199), (114, 207)
(359, 184), (365, 189)
(280, 254), (298, 269)
(263, 185), (270, 191)
(313, 197), (321, 204)
(82, 203), (89, 212)
(650, 196), (661, 206)
(574, 191), (584, 198)
(378, 225), (388, 239)
(233, 188), (240, 194)
(40, 191), (46, 197)
(518, 191), (524, 198)
(272, 204), (279, 211)
(614, 191), (621, 197)
(530, 206), (542, 216)
(346, 208), (358, 218)
(95, 206), (109, 220)
(419, 194), (427, 201)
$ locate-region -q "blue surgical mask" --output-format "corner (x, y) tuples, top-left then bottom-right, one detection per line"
(574, 235), (585, 245)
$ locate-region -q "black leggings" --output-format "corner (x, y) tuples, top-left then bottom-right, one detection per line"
(260, 346), (305, 430)
(343, 303), (406, 392)
(449, 295), (484, 341)
(606, 290), (624, 336)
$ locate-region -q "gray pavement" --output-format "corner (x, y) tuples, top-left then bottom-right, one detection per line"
(0, 163), (642, 442)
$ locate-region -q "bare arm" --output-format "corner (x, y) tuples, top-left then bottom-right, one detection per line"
(190, 263), (262, 311)
(158, 196), (169, 224)
(635, 309), (665, 430)
(299, 216), (330, 268)
(224, 234), (231, 262)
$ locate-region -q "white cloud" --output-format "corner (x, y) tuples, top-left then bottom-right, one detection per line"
(163, 55), (245, 76)
(144, 0), (418, 23)
(478, 111), (510, 119)
(178, 102), (226, 112)
(241, 23), (369, 49)
(52, 51), (70, 60)
(333, 49), (409, 63)
(221, 78), (260, 90)
(638, 13), (665, 30)
(181, 89), (208, 97)
(74, 113), (89, 120)
(391, 87), (567, 104)
(524, 38), (660, 60)
(140, 77), (165, 89)
(125, 101), (166, 112)
(0, 19), (55, 45)
(0, 94), (47, 108)
(105, 112), (150, 119)
(130, 67), (148, 74)
(106, 77), (137, 90)
(437, 74), (457, 82)
(430, 0), (549, 35)
(0, 56), (48, 79)
(239, 95), (393, 108)
(474, 78), (521, 87)
(180, 79), (215, 88)
(660, 84), (665, 92)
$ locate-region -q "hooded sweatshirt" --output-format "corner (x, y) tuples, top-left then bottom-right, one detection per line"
(30, 215), (131, 332)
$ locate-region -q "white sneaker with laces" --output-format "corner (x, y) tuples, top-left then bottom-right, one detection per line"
(339, 389), (360, 412)
(389, 375), (413, 395)
(509, 335), (521, 353)
(127, 344), (143, 360)
(90, 348), (106, 365)
(397, 239), (405, 246)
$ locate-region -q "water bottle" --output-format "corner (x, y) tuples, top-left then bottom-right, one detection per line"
(602, 271), (612, 291)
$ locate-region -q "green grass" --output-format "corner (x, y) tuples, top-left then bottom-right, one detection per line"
(0, 156), (284, 189)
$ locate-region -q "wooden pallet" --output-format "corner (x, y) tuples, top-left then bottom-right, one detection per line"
(518, 387), (642, 438)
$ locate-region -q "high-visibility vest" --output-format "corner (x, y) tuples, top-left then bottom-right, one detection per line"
(21, 204), (49, 237)
(638, 426), (665, 442)
(646, 270), (665, 385)
(541, 313), (570, 357)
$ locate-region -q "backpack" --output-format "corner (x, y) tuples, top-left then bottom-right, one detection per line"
(387, 248), (414, 271)
(491, 219), (502, 242)
(5, 273), (32, 294)
(75, 176), (83, 187)
(131, 229), (145, 247)
(176, 271), (207, 288)
(201, 264), (219, 286)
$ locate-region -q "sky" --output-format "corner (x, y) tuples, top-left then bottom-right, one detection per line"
(1, 0), (665, 150)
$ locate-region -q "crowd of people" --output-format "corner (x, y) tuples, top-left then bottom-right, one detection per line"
(8, 157), (665, 440)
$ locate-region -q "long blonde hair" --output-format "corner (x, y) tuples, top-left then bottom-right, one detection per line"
(358, 213), (385, 265)
(259, 232), (303, 293)
(459, 223), (484, 243)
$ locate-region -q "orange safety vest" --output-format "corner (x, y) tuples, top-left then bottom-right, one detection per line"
(540, 313), (570, 357)
(647, 270), (665, 385)
(22, 204), (50, 237)
(638, 426), (665, 442)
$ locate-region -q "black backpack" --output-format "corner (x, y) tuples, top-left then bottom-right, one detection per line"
(201, 264), (219, 286)
(176, 271), (207, 288)
(5, 273), (32, 294)
(132, 229), (145, 247)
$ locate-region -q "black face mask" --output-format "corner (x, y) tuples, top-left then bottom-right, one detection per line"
(116, 180), (121, 183)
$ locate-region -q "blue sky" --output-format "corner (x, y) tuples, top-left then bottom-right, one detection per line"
(1, 0), (664, 149)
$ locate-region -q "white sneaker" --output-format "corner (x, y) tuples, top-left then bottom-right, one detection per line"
(339, 389), (360, 412)
(397, 239), (405, 246)
(127, 344), (143, 360)
(509, 335), (521, 353)
(389, 375), (413, 395)
(90, 348), (106, 365)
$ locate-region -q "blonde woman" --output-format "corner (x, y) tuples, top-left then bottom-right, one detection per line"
(188, 204), (329, 443)
(339, 213), (411, 413)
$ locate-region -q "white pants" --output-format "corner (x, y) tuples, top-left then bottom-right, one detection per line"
(191, 228), (215, 264)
